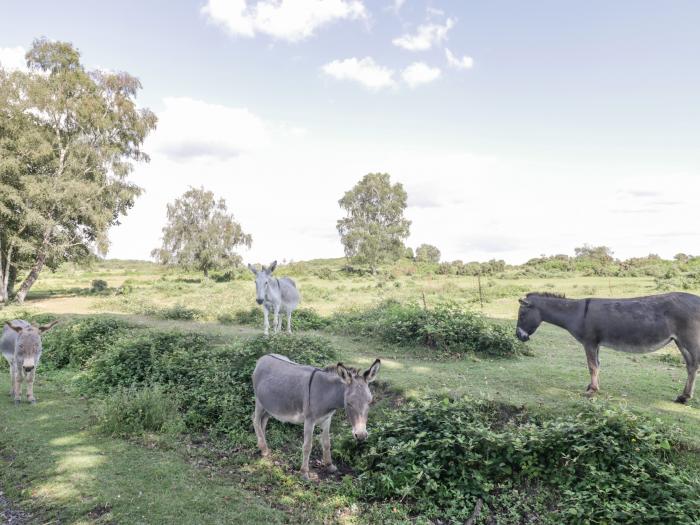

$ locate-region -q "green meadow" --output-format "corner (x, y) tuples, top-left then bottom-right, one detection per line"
(2, 258), (700, 523)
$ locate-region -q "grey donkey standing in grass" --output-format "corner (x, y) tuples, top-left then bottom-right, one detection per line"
(248, 261), (300, 335)
(2, 319), (59, 404)
(516, 291), (700, 403)
(253, 353), (381, 479)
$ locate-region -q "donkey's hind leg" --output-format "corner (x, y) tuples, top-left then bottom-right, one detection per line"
(286, 310), (292, 334)
(253, 399), (270, 456)
(584, 343), (601, 395)
(674, 340), (698, 404)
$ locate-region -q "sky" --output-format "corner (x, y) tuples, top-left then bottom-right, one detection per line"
(1, 0), (699, 265)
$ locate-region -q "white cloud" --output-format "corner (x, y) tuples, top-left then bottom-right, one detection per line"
(402, 62), (440, 87)
(445, 48), (474, 70)
(392, 0), (406, 12)
(0, 46), (27, 72)
(108, 101), (700, 266)
(148, 97), (268, 161)
(201, 0), (367, 42)
(322, 57), (396, 90)
(393, 18), (454, 51)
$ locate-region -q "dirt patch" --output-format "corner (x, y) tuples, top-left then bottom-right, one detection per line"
(87, 504), (112, 519)
(0, 489), (29, 525)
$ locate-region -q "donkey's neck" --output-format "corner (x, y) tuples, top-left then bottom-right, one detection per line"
(313, 373), (346, 413)
(535, 297), (585, 339)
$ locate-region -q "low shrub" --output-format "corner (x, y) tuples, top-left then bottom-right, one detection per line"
(330, 301), (526, 357)
(340, 397), (699, 524)
(93, 384), (185, 437)
(41, 316), (132, 369)
(78, 328), (338, 440)
(156, 303), (201, 321)
(90, 279), (109, 293)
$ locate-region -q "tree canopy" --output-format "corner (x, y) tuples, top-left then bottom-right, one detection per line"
(0, 38), (156, 303)
(151, 187), (252, 276)
(415, 244), (441, 263)
(336, 173), (411, 273)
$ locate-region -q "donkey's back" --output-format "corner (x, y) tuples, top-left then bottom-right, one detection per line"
(253, 354), (310, 423)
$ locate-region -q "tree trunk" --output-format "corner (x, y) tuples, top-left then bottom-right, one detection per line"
(14, 227), (51, 304)
(0, 238), (11, 305)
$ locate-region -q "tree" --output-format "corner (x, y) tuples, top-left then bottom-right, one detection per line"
(574, 245), (615, 264)
(151, 187), (252, 276)
(336, 173), (411, 274)
(0, 38), (157, 303)
(415, 244), (441, 263)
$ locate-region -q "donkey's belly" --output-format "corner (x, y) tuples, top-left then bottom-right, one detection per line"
(268, 409), (305, 424)
(602, 337), (674, 354)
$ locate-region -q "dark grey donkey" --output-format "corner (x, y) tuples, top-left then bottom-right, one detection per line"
(1, 319), (59, 404)
(252, 353), (381, 479)
(248, 261), (300, 335)
(516, 292), (700, 403)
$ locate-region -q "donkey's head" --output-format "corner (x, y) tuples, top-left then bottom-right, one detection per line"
(336, 359), (381, 441)
(516, 298), (542, 342)
(5, 320), (59, 372)
(248, 261), (277, 305)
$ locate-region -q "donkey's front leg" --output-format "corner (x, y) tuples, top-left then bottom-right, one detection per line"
(26, 369), (36, 404)
(584, 344), (601, 395)
(273, 305), (281, 334)
(263, 306), (270, 336)
(286, 311), (292, 334)
(300, 419), (315, 480)
(12, 364), (21, 405)
(320, 416), (337, 473)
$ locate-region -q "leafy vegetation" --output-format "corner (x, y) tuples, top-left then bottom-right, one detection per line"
(93, 384), (185, 437)
(0, 38), (156, 303)
(337, 173), (411, 273)
(331, 300), (527, 357)
(340, 396), (700, 524)
(151, 187), (252, 276)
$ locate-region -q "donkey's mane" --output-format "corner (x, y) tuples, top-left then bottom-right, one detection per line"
(321, 364), (359, 375)
(526, 292), (566, 299)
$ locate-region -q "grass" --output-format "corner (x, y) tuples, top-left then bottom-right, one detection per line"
(2, 258), (700, 522)
(0, 370), (285, 525)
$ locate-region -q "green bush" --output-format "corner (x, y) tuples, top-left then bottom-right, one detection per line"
(41, 316), (132, 369)
(339, 397), (699, 524)
(330, 301), (526, 357)
(94, 384), (185, 437)
(78, 328), (338, 440)
(79, 330), (212, 393)
(157, 303), (201, 320)
(90, 279), (109, 293)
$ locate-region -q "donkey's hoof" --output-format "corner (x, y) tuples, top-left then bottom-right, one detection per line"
(325, 464), (338, 473)
(260, 448), (270, 457)
(675, 394), (690, 404)
(584, 388), (598, 397)
(29, 399), (36, 405)
(13, 399), (20, 406)
(300, 470), (311, 481)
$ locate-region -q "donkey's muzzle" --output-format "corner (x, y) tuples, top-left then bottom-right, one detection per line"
(516, 328), (530, 342)
(353, 430), (368, 441)
(256, 299), (263, 305)
(23, 366), (35, 373)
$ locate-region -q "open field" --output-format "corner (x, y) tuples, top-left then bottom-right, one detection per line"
(2, 259), (700, 523)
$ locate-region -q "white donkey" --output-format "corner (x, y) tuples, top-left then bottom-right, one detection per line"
(248, 261), (300, 335)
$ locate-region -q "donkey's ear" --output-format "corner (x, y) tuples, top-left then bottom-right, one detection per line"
(336, 363), (353, 384)
(518, 298), (531, 307)
(248, 263), (258, 275)
(363, 359), (381, 383)
(268, 261), (277, 274)
(39, 320), (59, 333)
(5, 321), (23, 334)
